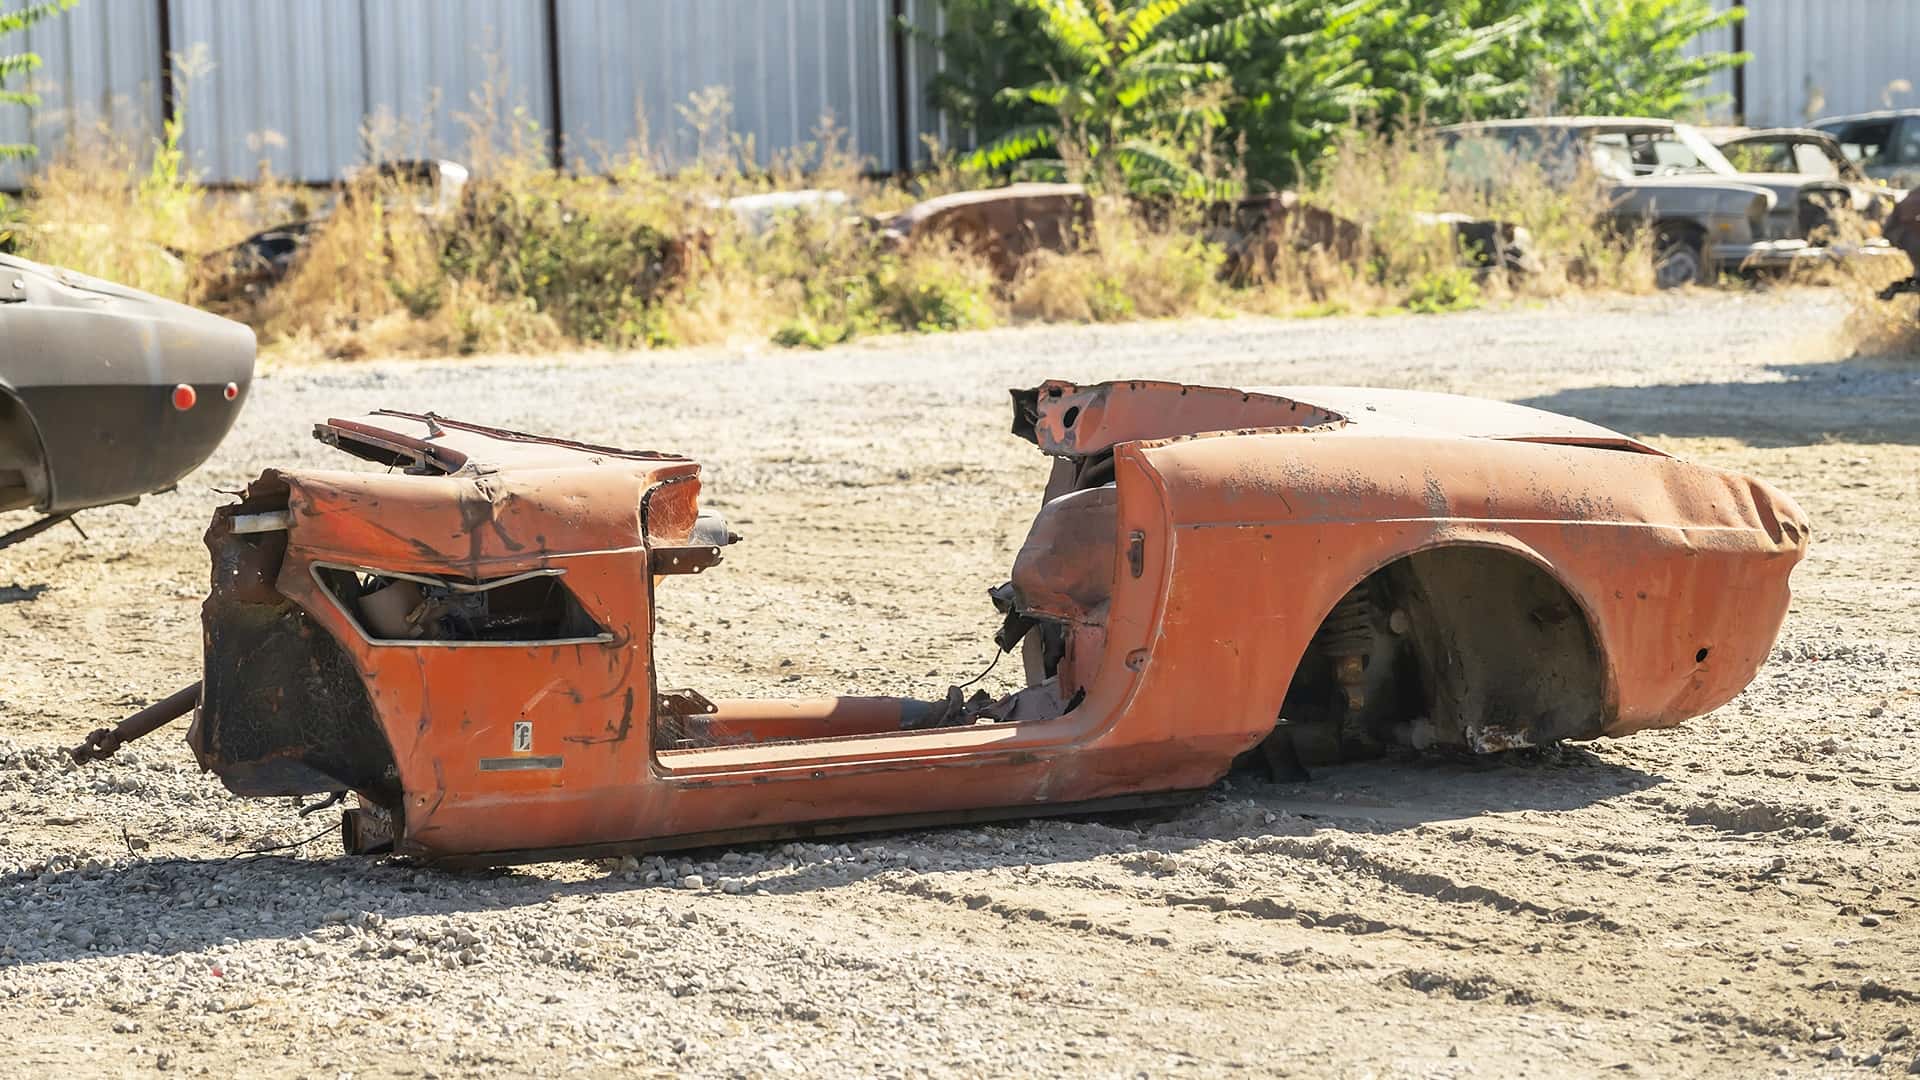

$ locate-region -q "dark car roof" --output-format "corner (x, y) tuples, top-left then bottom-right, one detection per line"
(1813, 109), (1920, 127)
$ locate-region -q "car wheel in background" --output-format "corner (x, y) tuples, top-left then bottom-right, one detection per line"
(1654, 227), (1708, 289)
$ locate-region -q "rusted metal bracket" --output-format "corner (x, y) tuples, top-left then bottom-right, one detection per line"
(656, 688), (717, 716)
(341, 803), (396, 855)
(70, 682), (201, 764)
(652, 545), (723, 575)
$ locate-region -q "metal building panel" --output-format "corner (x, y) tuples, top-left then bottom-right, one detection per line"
(171, 0), (366, 183)
(1741, 0), (1920, 127)
(904, 0), (949, 159)
(0, 0), (162, 187)
(361, 0), (552, 162)
(554, 0), (903, 172)
(1678, 0), (1737, 120)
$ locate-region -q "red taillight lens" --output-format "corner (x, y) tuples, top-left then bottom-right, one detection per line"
(171, 384), (197, 411)
(223, 382), (239, 401)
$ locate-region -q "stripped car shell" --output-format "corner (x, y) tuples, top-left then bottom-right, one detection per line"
(143, 382), (1804, 866)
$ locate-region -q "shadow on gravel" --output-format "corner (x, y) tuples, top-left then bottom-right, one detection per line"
(0, 749), (1659, 968)
(0, 584), (47, 605)
(1242, 746), (1664, 830)
(1519, 359), (1920, 447)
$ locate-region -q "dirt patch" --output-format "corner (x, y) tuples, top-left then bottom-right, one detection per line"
(1, 291), (1917, 1077)
(1685, 799), (1832, 834)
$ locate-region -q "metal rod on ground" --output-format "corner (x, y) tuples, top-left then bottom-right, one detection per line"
(69, 682), (202, 764)
(0, 510), (76, 551)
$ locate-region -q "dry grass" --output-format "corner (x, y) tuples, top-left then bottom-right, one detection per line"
(1749, 202), (1916, 360)
(1829, 255), (1918, 360)
(1301, 127), (1654, 308)
(1008, 198), (1227, 323)
(0, 93), (1758, 362)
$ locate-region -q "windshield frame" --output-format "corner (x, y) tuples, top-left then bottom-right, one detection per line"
(1659, 123), (1742, 176)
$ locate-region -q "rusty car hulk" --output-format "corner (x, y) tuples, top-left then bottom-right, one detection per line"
(72, 381), (1809, 866)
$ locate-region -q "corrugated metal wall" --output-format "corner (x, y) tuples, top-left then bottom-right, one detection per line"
(172, 0), (369, 182)
(1679, 5), (1738, 117)
(2, 0), (938, 185)
(8, 1), (1913, 185)
(1683, 1), (1920, 126)
(561, 0), (895, 169)
(359, 0), (553, 165)
(1735, 0), (1920, 126)
(177, 0), (556, 181)
(0, 0), (160, 187)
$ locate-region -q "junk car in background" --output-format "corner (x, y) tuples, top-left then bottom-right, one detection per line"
(1704, 125), (1907, 224)
(1439, 116), (1898, 287)
(1813, 109), (1920, 190)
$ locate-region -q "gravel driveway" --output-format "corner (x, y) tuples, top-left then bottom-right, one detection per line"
(2, 290), (1917, 1078)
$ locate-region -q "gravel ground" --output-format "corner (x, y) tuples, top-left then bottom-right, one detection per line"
(2, 290), (1918, 1078)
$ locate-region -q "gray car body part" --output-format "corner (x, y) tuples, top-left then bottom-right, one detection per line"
(1813, 109), (1920, 190)
(1704, 125), (1908, 220)
(0, 254), (255, 515)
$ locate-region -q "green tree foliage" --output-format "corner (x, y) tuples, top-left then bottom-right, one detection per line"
(1343, 1), (1537, 127)
(1211, 0), (1375, 186)
(1534, 0), (1747, 118)
(961, 0), (1349, 197)
(923, 0), (1746, 190)
(913, 0), (1058, 142)
(0, 0), (77, 160)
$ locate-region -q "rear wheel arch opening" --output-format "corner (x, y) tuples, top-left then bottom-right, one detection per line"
(1264, 543), (1614, 767)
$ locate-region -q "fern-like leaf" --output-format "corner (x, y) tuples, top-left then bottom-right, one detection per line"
(963, 123), (1061, 173)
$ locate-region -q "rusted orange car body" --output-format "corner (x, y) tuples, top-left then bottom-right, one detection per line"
(180, 381), (1808, 865)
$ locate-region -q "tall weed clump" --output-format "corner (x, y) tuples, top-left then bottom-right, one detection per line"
(257, 164), (567, 360)
(14, 116), (210, 299)
(1010, 198), (1226, 322)
(1824, 244), (1919, 360)
(4, 77), (1685, 360)
(1299, 126), (1653, 311)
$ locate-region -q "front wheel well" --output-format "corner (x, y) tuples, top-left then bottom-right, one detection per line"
(1270, 545), (1611, 764)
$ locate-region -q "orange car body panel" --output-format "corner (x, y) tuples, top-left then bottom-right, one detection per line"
(188, 384), (1809, 862)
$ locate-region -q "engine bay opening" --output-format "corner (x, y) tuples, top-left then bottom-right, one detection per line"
(315, 565), (611, 644)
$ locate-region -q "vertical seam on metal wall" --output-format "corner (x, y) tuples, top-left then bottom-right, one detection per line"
(156, 0), (174, 129)
(844, 0), (858, 156)
(888, 0), (907, 172)
(359, 0), (373, 168)
(755, 1), (769, 163)
(544, 0), (563, 169)
(935, 0), (949, 149)
(786, 0), (800, 149)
